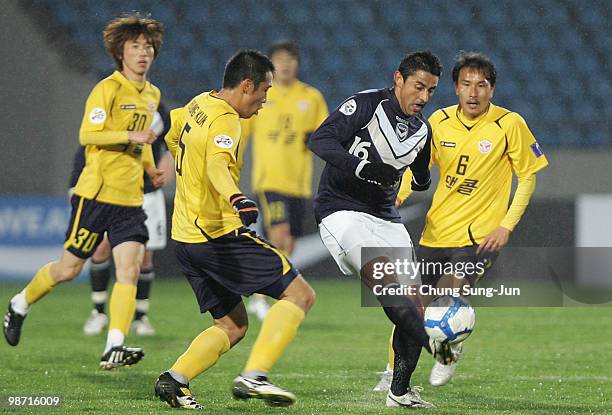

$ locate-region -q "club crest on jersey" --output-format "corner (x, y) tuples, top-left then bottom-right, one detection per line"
(148, 102), (156, 113)
(298, 100), (309, 112)
(478, 139), (493, 154)
(530, 141), (544, 157)
(395, 122), (409, 142)
(89, 107), (106, 124)
(339, 99), (357, 115)
(213, 134), (234, 149)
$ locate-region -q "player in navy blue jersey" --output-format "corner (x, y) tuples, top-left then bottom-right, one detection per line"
(309, 51), (453, 408)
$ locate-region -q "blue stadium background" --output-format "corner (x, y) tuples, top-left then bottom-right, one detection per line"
(24, 0), (611, 147)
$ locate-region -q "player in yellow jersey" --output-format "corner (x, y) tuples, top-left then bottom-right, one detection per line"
(3, 14), (165, 371)
(242, 41), (328, 320)
(373, 51), (549, 393)
(154, 50), (315, 410)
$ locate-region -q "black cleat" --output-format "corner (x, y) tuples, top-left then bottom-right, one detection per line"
(3, 303), (26, 346)
(155, 371), (203, 410)
(99, 345), (144, 370)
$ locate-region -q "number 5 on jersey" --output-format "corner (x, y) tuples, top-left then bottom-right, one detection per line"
(175, 123), (191, 176)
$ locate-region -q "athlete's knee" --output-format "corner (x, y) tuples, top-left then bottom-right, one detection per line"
(215, 320), (248, 347)
(51, 261), (83, 282)
(115, 264), (140, 284)
(281, 275), (316, 312)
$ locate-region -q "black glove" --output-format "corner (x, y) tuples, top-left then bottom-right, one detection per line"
(411, 175), (431, 191)
(358, 162), (400, 187)
(230, 193), (258, 226)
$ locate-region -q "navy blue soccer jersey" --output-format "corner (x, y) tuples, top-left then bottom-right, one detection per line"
(308, 88), (431, 223)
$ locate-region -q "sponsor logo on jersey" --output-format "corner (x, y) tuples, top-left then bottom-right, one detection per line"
(89, 107), (106, 124)
(213, 134), (234, 149)
(395, 115), (413, 124)
(395, 122), (409, 142)
(530, 141), (544, 157)
(440, 141), (456, 148)
(478, 139), (493, 154)
(120, 104), (137, 110)
(339, 99), (357, 115)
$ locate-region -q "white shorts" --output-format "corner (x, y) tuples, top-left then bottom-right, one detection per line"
(143, 189), (167, 251)
(319, 210), (418, 282)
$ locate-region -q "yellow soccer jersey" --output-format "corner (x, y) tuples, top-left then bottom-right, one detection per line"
(247, 80), (328, 197)
(171, 91), (246, 242)
(421, 104), (548, 247)
(74, 71), (160, 206)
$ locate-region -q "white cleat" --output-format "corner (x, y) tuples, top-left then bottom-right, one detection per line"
(232, 375), (296, 407)
(246, 296), (270, 321)
(430, 343), (462, 386)
(132, 315), (156, 336)
(386, 386), (434, 408)
(83, 310), (108, 336)
(373, 368), (393, 392)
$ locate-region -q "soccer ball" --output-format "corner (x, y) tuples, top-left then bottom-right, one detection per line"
(424, 295), (475, 344)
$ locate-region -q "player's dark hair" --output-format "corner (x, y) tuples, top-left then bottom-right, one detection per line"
(452, 51), (497, 86)
(397, 51), (442, 79)
(268, 40), (300, 61)
(103, 12), (164, 70)
(223, 49), (275, 89)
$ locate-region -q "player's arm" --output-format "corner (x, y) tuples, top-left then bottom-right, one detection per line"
(409, 127), (432, 190)
(205, 115), (258, 226)
(396, 123), (437, 207)
(308, 94), (399, 186)
(165, 107), (186, 158)
(478, 113), (548, 253)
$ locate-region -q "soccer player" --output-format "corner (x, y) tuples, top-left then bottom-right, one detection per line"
(154, 50), (315, 410)
(3, 14), (165, 370)
(375, 51), (549, 390)
(242, 41), (328, 320)
(76, 103), (173, 337)
(308, 51), (450, 408)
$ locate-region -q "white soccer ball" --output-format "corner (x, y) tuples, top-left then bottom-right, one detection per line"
(424, 295), (475, 344)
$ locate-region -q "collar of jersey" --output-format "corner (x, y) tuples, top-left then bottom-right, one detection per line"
(456, 103), (491, 129)
(111, 70), (147, 93)
(208, 90), (239, 115)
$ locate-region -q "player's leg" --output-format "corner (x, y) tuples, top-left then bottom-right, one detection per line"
(83, 236), (112, 335)
(4, 250), (86, 346)
(133, 188), (166, 335)
(156, 302), (245, 410)
(156, 241), (244, 410)
(99, 240), (145, 369)
(132, 249), (155, 335)
(235, 274), (314, 407)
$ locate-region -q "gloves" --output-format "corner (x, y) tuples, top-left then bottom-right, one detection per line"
(230, 193), (258, 226)
(411, 176), (431, 191)
(358, 161), (400, 187)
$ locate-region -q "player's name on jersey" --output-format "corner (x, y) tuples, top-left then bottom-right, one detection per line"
(372, 284), (521, 298)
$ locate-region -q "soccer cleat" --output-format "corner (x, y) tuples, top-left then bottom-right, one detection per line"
(430, 339), (459, 365)
(372, 368), (393, 392)
(386, 386), (434, 408)
(83, 309), (108, 336)
(155, 372), (203, 410)
(132, 315), (155, 336)
(232, 375), (296, 407)
(430, 343), (463, 386)
(3, 303), (26, 346)
(246, 296), (270, 321)
(99, 345), (144, 370)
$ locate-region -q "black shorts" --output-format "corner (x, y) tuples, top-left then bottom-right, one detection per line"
(418, 245), (498, 288)
(175, 227), (299, 319)
(258, 192), (307, 237)
(64, 195), (148, 259)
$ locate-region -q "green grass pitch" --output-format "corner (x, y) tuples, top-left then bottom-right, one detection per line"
(1, 278), (610, 414)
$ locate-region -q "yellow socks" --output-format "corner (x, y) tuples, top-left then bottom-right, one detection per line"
(108, 282), (137, 335)
(244, 299), (305, 374)
(171, 326), (231, 381)
(388, 328), (395, 369)
(25, 263), (56, 304)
